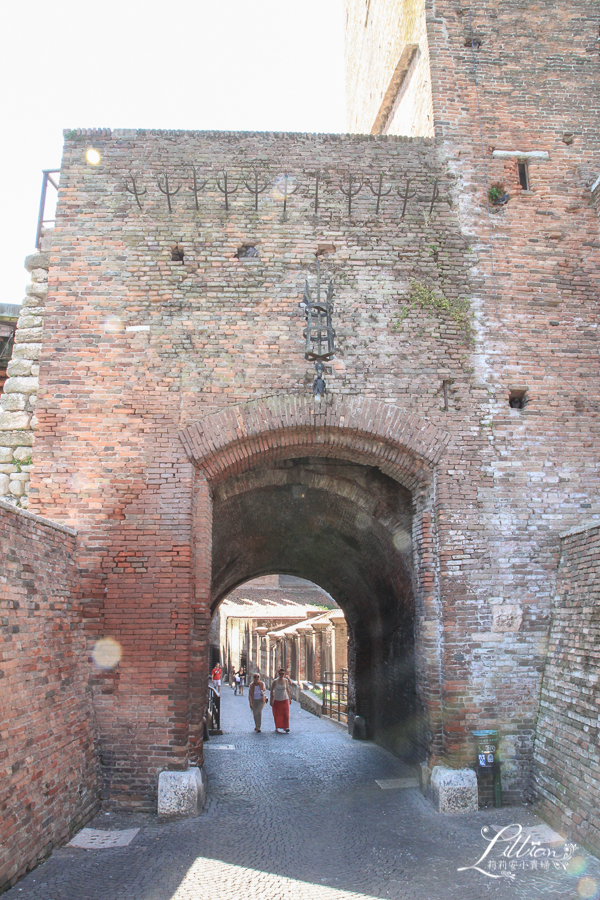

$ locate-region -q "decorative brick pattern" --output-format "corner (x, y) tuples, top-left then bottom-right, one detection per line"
(534, 524), (600, 856)
(0, 501), (98, 891)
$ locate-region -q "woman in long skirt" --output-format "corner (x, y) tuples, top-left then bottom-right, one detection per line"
(270, 668), (291, 733)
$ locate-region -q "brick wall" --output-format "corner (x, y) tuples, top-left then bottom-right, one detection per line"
(18, 116), (599, 807)
(345, 0), (434, 136)
(0, 501), (98, 891)
(534, 525), (600, 856)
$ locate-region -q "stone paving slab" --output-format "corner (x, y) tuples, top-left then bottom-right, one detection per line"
(6, 689), (600, 900)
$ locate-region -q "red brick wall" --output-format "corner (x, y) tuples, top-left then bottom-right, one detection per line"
(23, 118), (600, 807)
(0, 501), (98, 891)
(534, 524), (600, 856)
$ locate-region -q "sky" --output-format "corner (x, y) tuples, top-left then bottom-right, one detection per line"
(1, 0), (345, 307)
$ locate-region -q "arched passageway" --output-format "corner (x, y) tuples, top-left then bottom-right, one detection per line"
(211, 456), (418, 758)
(181, 396), (451, 765)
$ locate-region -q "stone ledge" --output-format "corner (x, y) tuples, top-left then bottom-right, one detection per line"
(157, 766), (207, 818)
(560, 521), (600, 539)
(0, 498), (77, 536)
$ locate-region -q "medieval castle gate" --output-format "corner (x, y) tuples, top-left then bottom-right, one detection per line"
(1, 0), (600, 889)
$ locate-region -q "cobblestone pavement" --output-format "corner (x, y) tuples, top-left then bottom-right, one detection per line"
(7, 688), (600, 900)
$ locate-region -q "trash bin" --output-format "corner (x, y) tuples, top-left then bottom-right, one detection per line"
(473, 729), (499, 767)
(473, 729), (502, 808)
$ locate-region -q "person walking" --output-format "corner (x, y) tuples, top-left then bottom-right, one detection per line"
(270, 668), (292, 733)
(239, 668), (245, 696)
(211, 663), (222, 695)
(234, 670), (241, 695)
(249, 673), (267, 732)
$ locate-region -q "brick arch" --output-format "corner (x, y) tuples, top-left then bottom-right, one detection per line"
(179, 395), (451, 489)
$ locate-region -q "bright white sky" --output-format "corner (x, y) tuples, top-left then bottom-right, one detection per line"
(1, 0), (345, 306)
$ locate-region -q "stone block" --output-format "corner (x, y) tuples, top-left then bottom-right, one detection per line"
(15, 328), (43, 344)
(430, 766), (478, 814)
(24, 252), (50, 272)
(0, 448), (13, 463)
(6, 360), (33, 377)
(11, 344), (42, 360)
(157, 766), (207, 817)
(0, 432), (33, 448)
(3, 377), (39, 395)
(1, 396), (26, 411)
(0, 411), (30, 431)
(17, 316), (43, 330)
(0, 474), (9, 495)
(26, 283), (48, 299)
(9, 479), (24, 497)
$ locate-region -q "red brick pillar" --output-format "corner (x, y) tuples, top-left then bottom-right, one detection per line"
(190, 470), (212, 766)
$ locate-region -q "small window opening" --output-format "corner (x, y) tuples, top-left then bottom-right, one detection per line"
(518, 162), (529, 191)
(316, 244), (336, 257)
(171, 244), (184, 262)
(442, 379), (450, 411)
(464, 36), (482, 48)
(236, 245), (258, 259)
(509, 390), (527, 409)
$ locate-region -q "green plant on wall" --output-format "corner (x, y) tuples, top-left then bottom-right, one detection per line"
(392, 281), (472, 342)
(488, 183), (506, 203)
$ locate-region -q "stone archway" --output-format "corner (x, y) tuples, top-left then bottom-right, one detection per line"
(180, 394), (451, 763)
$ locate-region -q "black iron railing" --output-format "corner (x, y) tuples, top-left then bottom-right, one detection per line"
(322, 669), (348, 723)
(207, 684), (221, 735)
(35, 170), (60, 250)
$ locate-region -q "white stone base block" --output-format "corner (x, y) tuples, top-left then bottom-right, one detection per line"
(158, 766), (207, 817)
(430, 766), (478, 814)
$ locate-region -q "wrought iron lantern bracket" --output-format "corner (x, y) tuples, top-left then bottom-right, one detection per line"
(301, 261), (335, 401)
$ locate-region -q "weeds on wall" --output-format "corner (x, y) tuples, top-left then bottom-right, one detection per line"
(392, 281), (472, 342)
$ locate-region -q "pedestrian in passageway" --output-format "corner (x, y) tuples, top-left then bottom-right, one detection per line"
(234, 670), (242, 695)
(270, 668), (291, 733)
(211, 663), (222, 695)
(249, 672), (266, 732)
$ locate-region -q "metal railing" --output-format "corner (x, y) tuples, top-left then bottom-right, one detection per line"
(322, 669), (348, 723)
(207, 684), (221, 735)
(35, 170), (60, 250)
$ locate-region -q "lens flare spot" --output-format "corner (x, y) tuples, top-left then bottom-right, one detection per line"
(393, 530), (411, 551)
(70, 472), (94, 495)
(355, 511), (371, 531)
(578, 877), (598, 899)
(92, 638), (122, 669)
(272, 175), (295, 201)
(103, 316), (124, 333)
(568, 857), (588, 877)
(86, 148), (101, 165)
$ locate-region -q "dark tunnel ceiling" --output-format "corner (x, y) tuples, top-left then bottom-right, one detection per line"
(211, 458), (414, 631)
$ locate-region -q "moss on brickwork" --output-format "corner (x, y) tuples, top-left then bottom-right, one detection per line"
(392, 281), (472, 341)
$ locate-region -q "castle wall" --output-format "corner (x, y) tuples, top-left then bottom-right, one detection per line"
(5, 121), (594, 806)
(534, 524), (600, 857)
(346, 0), (600, 793)
(345, 0), (434, 136)
(0, 502), (98, 890)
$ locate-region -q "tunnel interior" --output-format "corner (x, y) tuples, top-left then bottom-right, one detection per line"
(210, 456), (422, 761)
